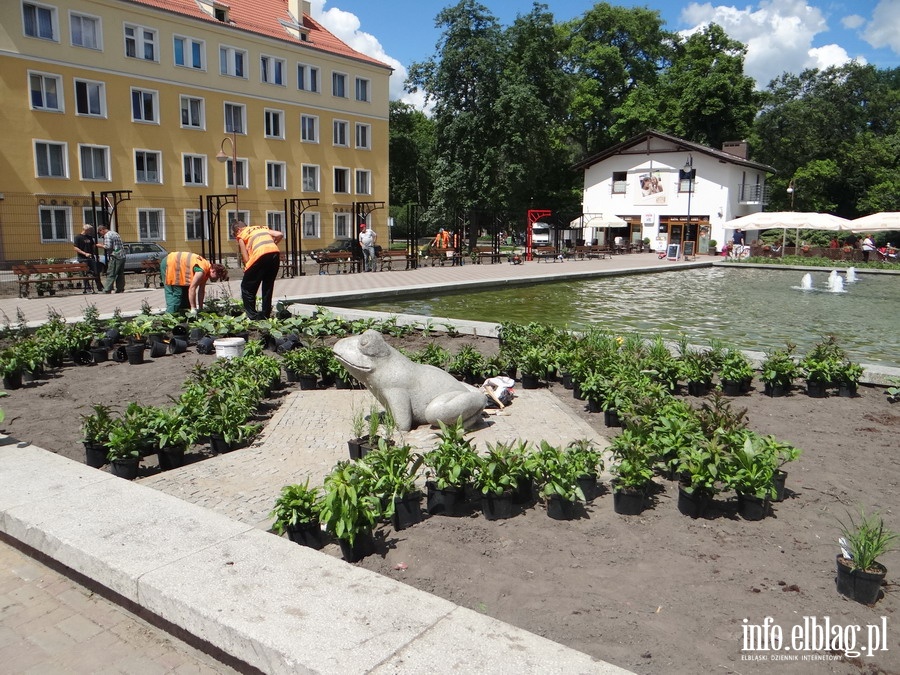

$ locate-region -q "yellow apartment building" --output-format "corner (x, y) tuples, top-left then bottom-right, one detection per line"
(0, 0), (391, 265)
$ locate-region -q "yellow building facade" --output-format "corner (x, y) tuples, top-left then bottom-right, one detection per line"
(0, 0), (391, 264)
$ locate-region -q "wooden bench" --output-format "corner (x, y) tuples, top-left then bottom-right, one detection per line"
(573, 245), (610, 260)
(533, 246), (562, 262)
(12, 262), (95, 298)
(141, 259), (162, 288)
(378, 249), (414, 271)
(314, 251), (354, 275)
(425, 247), (460, 266)
(472, 246), (501, 264)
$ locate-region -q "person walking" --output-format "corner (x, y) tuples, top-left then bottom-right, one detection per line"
(231, 221), (283, 320)
(159, 252), (228, 315)
(72, 223), (99, 293)
(97, 225), (126, 294)
(862, 234), (876, 262)
(358, 222), (377, 272)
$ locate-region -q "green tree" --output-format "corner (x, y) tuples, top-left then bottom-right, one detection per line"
(389, 101), (435, 208)
(562, 3), (675, 154)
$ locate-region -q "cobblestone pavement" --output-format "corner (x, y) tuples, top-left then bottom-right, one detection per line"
(0, 537), (240, 674)
(138, 388), (611, 532)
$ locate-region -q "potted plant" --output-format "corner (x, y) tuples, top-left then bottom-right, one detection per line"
(105, 416), (144, 479)
(760, 345), (798, 397)
(576, 370), (605, 414)
(281, 346), (320, 389)
(320, 460), (381, 562)
(676, 436), (727, 518)
(707, 239), (718, 255)
(566, 438), (604, 502)
(533, 441), (585, 520)
(682, 350), (715, 396)
(472, 443), (524, 520)
(518, 345), (549, 389)
(609, 430), (654, 515)
(347, 406), (367, 460)
(422, 417), (479, 516)
(269, 479), (325, 549)
(836, 509), (897, 605)
(80, 403), (116, 469)
(834, 360), (864, 397)
(0, 348), (25, 390)
(448, 344), (485, 385)
(723, 434), (777, 520)
(719, 349), (754, 396)
(801, 336), (846, 398)
(361, 440), (424, 530)
(145, 405), (196, 470)
(758, 436), (802, 502)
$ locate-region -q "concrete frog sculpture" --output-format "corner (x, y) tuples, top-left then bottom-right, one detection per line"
(333, 330), (486, 432)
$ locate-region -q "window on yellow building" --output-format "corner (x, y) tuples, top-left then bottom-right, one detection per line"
(125, 23), (157, 61)
(29, 72), (62, 111)
(75, 79), (105, 116)
(34, 140), (67, 178)
(70, 12), (101, 50)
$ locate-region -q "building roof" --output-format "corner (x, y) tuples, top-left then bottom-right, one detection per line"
(572, 129), (775, 174)
(127, 0), (392, 71)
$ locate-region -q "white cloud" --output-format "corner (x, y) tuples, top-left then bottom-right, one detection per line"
(863, 0), (900, 52)
(841, 14), (865, 30)
(680, 0), (856, 88)
(309, 0), (418, 105)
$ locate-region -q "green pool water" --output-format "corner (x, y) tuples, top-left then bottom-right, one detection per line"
(343, 267), (900, 368)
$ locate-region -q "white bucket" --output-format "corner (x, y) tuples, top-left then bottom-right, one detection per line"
(213, 337), (246, 359)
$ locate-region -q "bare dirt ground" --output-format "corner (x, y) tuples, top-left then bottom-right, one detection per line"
(2, 332), (899, 675)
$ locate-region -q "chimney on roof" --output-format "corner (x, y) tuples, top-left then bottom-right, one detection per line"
(721, 141), (748, 160)
(288, 1), (311, 19)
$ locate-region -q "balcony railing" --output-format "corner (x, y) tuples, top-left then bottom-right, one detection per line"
(739, 183), (770, 204)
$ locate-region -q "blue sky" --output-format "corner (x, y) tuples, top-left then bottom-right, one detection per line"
(310, 0), (900, 105)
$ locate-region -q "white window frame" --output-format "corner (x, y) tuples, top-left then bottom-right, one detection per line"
(301, 115), (318, 143)
(124, 23), (157, 62)
(183, 154), (206, 186)
(266, 161), (286, 190)
(264, 109), (284, 139)
(297, 63), (319, 92)
(266, 211), (285, 234)
(225, 158), (248, 189)
(39, 205), (71, 243)
(137, 208), (164, 241)
(219, 44), (246, 78)
(301, 165), (319, 192)
(224, 102), (245, 134)
(174, 34), (205, 70)
(29, 71), (63, 112)
(74, 78), (105, 117)
(135, 149), (162, 184)
(334, 212), (350, 239)
(332, 71), (347, 98)
(180, 95), (204, 129)
(23, 2), (58, 42)
(185, 209), (206, 241)
(333, 167), (350, 194)
(69, 11), (101, 50)
(355, 77), (370, 102)
(302, 211), (320, 239)
(333, 120), (349, 147)
(612, 171), (627, 194)
(355, 169), (371, 195)
(79, 144), (110, 181)
(131, 87), (159, 124)
(34, 140), (67, 178)
(260, 54), (285, 85)
(226, 210), (249, 234)
(355, 123), (370, 150)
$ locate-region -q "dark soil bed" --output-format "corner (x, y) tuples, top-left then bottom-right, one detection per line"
(2, 332), (899, 674)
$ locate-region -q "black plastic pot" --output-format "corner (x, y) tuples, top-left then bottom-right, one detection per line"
(338, 530), (375, 562)
(687, 380), (710, 397)
(613, 485), (646, 515)
(158, 446), (186, 471)
(603, 409), (621, 428)
(772, 470), (788, 502)
(83, 441), (107, 469)
(576, 474), (598, 502)
(836, 555), (886, 605)
(149, 341), (168, 358)
(168, 337), (188, 354)
(90, 347), (109, 364)
(481, 490), (516, 520)
(806, 380), (828, 398)
(209, 433), (232, 454)
(546, 494), (577, 520)
(721, 379), (742, 396)
(109, 457), (140, 480)
(677, 486), (710, 518)
(764, 382), (789, 397)
(737, 492), (769, 520)
(124, 344), (145, 365)
(196, 337), (216, 355)
(838, 382), (858, 398)
(392, 493), (423, 530)
(520, 373), (541, 389)
(286, 522), (325, 550)
(2, 371), (23, 390)
(426, 481), (464, 516)
(297, 375), (318, 390)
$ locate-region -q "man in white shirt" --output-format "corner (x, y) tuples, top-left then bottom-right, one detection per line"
(358, 223), (377, 272)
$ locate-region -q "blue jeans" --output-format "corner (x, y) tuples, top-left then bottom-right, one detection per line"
(362, 246), (376, 272)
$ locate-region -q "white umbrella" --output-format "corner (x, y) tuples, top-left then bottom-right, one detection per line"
(723, 211), (851, 256)
(849, 212), (900, 233)
(579, 213), (628, 229)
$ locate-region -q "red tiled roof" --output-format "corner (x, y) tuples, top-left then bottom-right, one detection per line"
(126, 0), (391, 70)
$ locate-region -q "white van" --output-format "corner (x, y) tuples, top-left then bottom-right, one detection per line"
(531, 223), (551, 246)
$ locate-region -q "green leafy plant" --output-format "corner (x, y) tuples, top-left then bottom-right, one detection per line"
(677, 436), (727, 498)
(80, 403), (116, 445)
(609, 430), (654, 490)
(270, 480), (323, 535)
(838, 509), (898, 572)
(320, 460), (380, 546)
(105, 416), (145, 462)
(719, 349), (754, 384)
(760, 345), (799, 388)
(473, 441), (531, 497)
(533, 441), (585, 503)
(724, 434), (778, 500)
(281, 346), (320, 376)
(566, 438), (604, 477)
(361, 440), (423, 516)
(422, 418), (479, 490)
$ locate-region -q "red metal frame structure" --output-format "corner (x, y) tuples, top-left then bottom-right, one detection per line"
(525, 209), (552, 261)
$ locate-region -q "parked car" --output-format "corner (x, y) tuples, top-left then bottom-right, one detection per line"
(307, 239), (381, 262)
(68, 242), (168, 273)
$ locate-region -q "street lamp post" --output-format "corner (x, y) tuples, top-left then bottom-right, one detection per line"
(683, 156), (693, 257)
(786, 180), (796, 255)
(216, 133), (238, 217)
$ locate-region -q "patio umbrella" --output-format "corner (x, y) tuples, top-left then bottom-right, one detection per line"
(723, 212), (851, 254)
(573, 213), (628, 246)
(849, 212), (900, 232)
